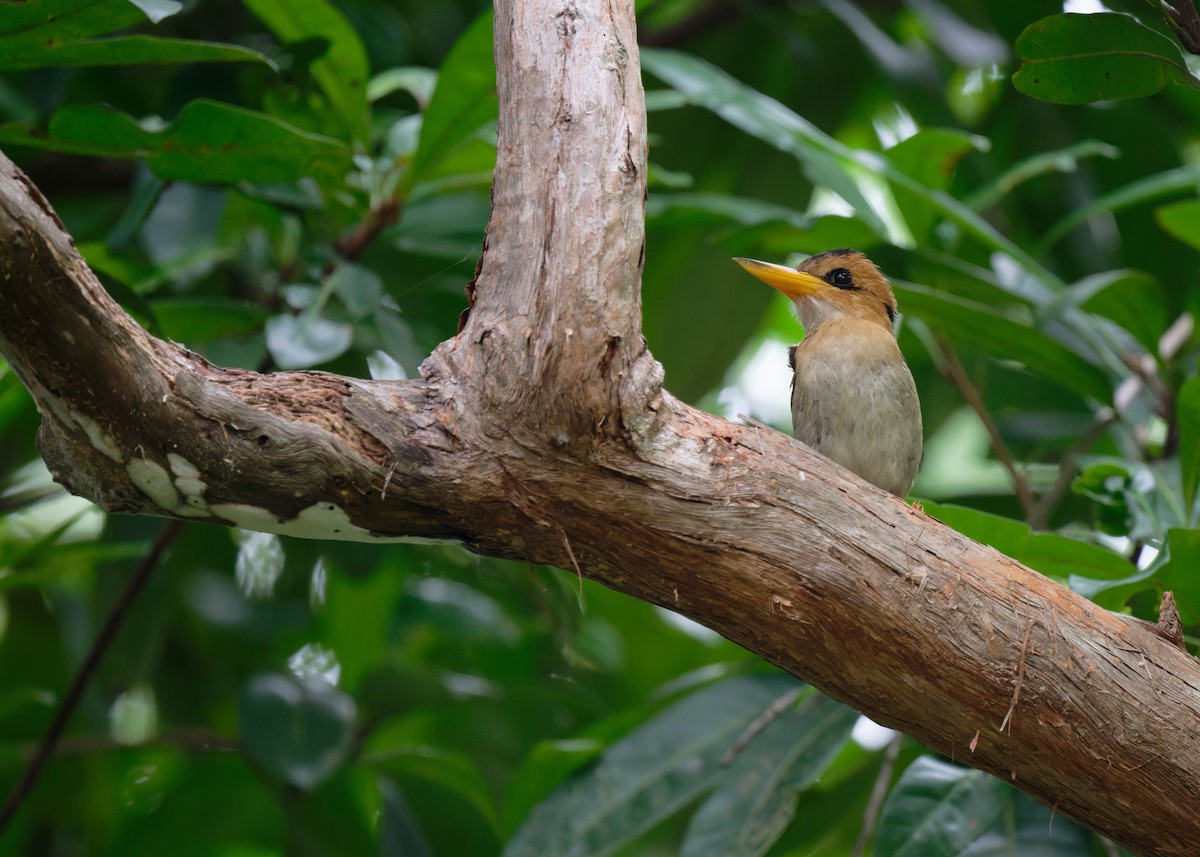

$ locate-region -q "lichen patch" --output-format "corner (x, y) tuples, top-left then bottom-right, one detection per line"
(70, 410), (124, 462)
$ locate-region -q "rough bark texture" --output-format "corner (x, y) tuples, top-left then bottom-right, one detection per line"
(0, 2), (1198, 854)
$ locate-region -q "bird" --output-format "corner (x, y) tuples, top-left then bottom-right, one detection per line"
(734, 249), (922, 497)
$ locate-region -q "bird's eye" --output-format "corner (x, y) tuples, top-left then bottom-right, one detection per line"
(828, 268), (854, 289)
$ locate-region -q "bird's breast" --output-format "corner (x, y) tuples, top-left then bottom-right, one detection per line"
(790, 320), (922, 496)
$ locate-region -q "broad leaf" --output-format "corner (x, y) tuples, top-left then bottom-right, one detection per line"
(922, 501), (1132, 583)
(874, 757), (1006, 857)
(1014, 13), (1200, 105)
(243, 0), (370, 143)
(1156, 199), (1200, 253)
(641, 47), (1058, 284)
(379, 778), (435, 857)
(504, 674), (802, 857)
(1179, 378), (1200, 514)
(0, 100), (352, 188)
(239, 673), (356, 791)
(0, 35), (271, 70)
(965, 140), (1119, 212)
(366, 744), (500, 833)
(369, 66), (439, 108)
(502, 739), (606, 836)
(646, 193), (811, 230)
(0, 0), (146, 57)
(887, 128), (989, 243)
(1054, 270), (1166, 355)
(960, 789), (1093, 855)
(325, 262), (383, 319)
(681, 694), (858, 857)
(1154, 528), (1200, 624)
(642, 48), (896, 241)
(1040, 163), (1200, 251)
(409, 11), (497, 189)
(894, 284), (1112, 402)
(150, 299), (270, 343)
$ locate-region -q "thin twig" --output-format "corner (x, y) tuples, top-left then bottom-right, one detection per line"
(335, 198), (401, 261)
(720, 687), (804, 767)
(1000, 619), (1036, 733)
(30, 728), (239, 759)
(558, 526), (585, 611)
(1027, 409), (1115, 530)
(1162, 0), (1200, 55)
(0, 518), (185, 834)
(735, 412), (784, 437)
(851, 733), (904, 857)
(932, 334), (1036, 519)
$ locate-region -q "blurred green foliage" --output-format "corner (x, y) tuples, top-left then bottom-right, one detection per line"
(0, 0), (1196, 854)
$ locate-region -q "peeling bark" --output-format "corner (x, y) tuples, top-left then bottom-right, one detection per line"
(0, 1), (1198, 853)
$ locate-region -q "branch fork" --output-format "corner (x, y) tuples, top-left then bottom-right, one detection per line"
(0, 2), (1197, 852)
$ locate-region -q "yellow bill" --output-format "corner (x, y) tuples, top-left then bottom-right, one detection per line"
(734, 257), (828, 299)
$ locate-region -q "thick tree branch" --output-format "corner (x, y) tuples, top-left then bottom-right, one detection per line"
(0, 2), (1198, 854)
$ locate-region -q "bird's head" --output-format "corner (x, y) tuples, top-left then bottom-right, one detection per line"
(734, 249), (898, 335)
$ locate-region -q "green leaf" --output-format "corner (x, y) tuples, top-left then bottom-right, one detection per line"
(1178, 379), (1200, 515)
(0, 541), (150, 591)
(887, 129), (989, 192)
(874, 757), (1006, 857)
(681, 694), (858, 857)
(642, 48), (896, 242)
(964, 788), (1094, 854)
(379, 778), (435, 857)
(922, 501), (1132, 582)
(887, 128), (989, 242)
(369, 67), (438, 108)
(1050, 270), (1166, 354)
(755, 215), (881, 258)
(319, 556), (406, 692)
(0, 35), (273, 70)
(366, 744), (499, 831)
(242, 0), (369, 143)
(965, 140), (1120, 212)
(894, 283), (1112, 402)
(150, 299), (270, 342)
(0, 0), (268, 71)
(1013, 13), (1200, 105)
(1039, 162), (1200, 251)
(1156, 199), (1200, 253)
(641, 48), (1059, 285)
(1155, 528), (1200, 624)
(0, 100), (352, 188)
(365, 742), (501, 856)
(502, 739), (605, 836)
(409, 11), (497, 190)
(239, 673), (356, 791)
(0, 0), (145, 57)
(326, 262), (383, 319)
(504, 674), (802, 857)
(646, 193), (811, 230)
(1073, 461), (1137, 538)
(1077, 457), (1186, 543)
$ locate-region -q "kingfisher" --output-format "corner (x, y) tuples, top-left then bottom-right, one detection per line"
(735, 250), (922, 497)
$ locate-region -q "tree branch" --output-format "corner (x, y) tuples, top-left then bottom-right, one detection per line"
(0, 2), (1197, 853)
